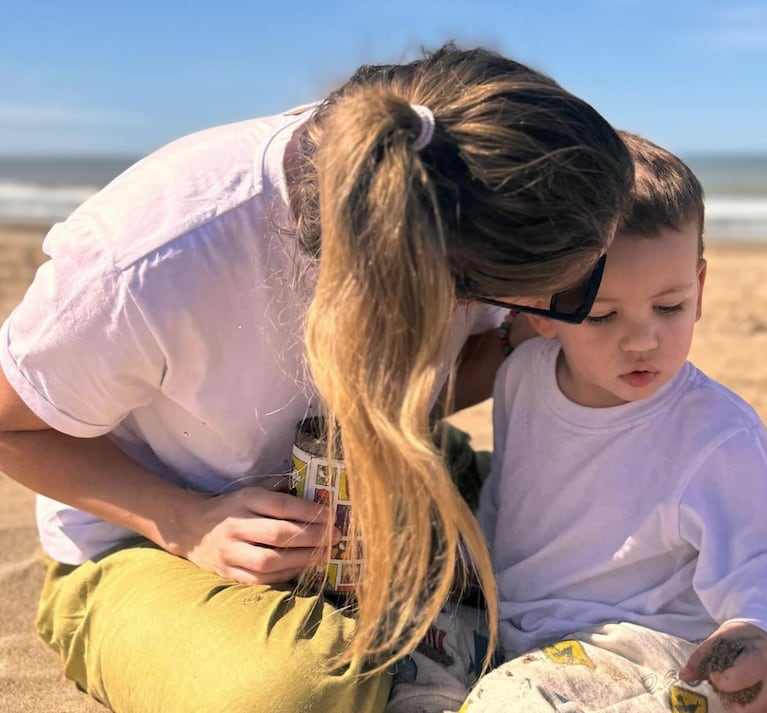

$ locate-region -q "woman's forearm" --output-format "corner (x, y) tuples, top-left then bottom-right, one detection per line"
(0, 429), (200, 555)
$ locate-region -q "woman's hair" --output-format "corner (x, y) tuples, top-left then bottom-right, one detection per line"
(617, 131), (705, 256)
(292, 43), (634, 673)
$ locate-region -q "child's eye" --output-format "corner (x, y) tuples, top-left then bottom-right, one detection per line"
(655, 303), (684, 315)
(585, 312), (616, 326)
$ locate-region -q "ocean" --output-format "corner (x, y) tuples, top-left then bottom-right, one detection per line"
(0, 153), (765, 242)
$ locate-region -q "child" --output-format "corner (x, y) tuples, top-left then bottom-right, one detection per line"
(464, 133), (767, 712)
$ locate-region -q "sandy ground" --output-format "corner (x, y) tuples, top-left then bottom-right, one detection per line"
(1, 222), (766, 712)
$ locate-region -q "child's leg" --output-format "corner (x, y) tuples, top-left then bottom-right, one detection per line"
(460, 622), (725, 713)
(36, 540), (391, 713)
(386, 603), (493, 713)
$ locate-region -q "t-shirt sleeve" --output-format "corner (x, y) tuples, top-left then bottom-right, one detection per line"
(679, 425), (767, 633)
(0, 221), (165, 437)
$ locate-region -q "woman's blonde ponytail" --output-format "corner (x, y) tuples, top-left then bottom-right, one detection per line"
(305, 89), (498, 671)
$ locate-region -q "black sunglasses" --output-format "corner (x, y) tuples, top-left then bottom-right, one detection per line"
(474, 254), (606, 325)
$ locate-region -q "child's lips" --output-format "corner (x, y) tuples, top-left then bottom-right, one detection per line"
(620, 369), (657, 388)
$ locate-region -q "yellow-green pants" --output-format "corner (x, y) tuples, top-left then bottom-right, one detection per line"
(36, 539), (392, 713)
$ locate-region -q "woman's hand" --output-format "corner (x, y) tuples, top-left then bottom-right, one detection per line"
(681, 622), (767, 711)
(174, 483), (340, 585)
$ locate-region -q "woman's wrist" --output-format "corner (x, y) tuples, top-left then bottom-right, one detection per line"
(159, 488), (208, 558)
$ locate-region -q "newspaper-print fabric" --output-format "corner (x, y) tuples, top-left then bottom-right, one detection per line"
(458, 623), (722, 713)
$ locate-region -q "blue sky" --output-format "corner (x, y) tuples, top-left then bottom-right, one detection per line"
(1, 0), (765, 157)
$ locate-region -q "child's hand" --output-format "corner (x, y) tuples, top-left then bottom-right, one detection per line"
(681, 622), (767, 711)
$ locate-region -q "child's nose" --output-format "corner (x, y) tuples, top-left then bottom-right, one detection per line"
(619, 320), (658, 353)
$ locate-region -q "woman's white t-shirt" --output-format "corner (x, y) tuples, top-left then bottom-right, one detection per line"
(0, 108), (500, 564)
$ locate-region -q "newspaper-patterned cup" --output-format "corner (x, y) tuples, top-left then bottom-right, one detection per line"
(290, 417), (360, 593)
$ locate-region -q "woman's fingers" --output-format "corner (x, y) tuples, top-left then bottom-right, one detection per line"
(182, 484), (342, 585)
(232, 515), (338, 550)
(223, 564), (308, 586)
(239, 487), (332, 525)
(220, 540), (326, 583)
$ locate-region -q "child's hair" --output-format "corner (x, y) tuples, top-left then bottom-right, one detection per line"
(618, 131), (705, 256)
(293, 43), (634, 673)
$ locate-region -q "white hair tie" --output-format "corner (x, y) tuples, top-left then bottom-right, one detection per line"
(410, 104), (435, 151)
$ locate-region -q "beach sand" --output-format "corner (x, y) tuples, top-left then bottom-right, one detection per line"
(1, 223), (766, 712)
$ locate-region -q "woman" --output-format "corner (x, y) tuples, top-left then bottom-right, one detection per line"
(0, 44), (632, 712)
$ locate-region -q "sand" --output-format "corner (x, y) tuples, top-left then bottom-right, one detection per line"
(1, 223), (766, 712)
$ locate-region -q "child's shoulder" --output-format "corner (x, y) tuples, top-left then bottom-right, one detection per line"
(511, 335), (554, 360)
(494, 336), (555, 399)
(683, 363), (764, 432)
(499, 335), (553, 374)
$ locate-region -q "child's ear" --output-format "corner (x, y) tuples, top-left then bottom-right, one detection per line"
(528, 313), (558, 339)
(695, 258), (707, 321)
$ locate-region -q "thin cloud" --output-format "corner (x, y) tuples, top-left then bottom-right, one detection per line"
(0, 103), (143, 126)
(705, 4), (767, 50)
